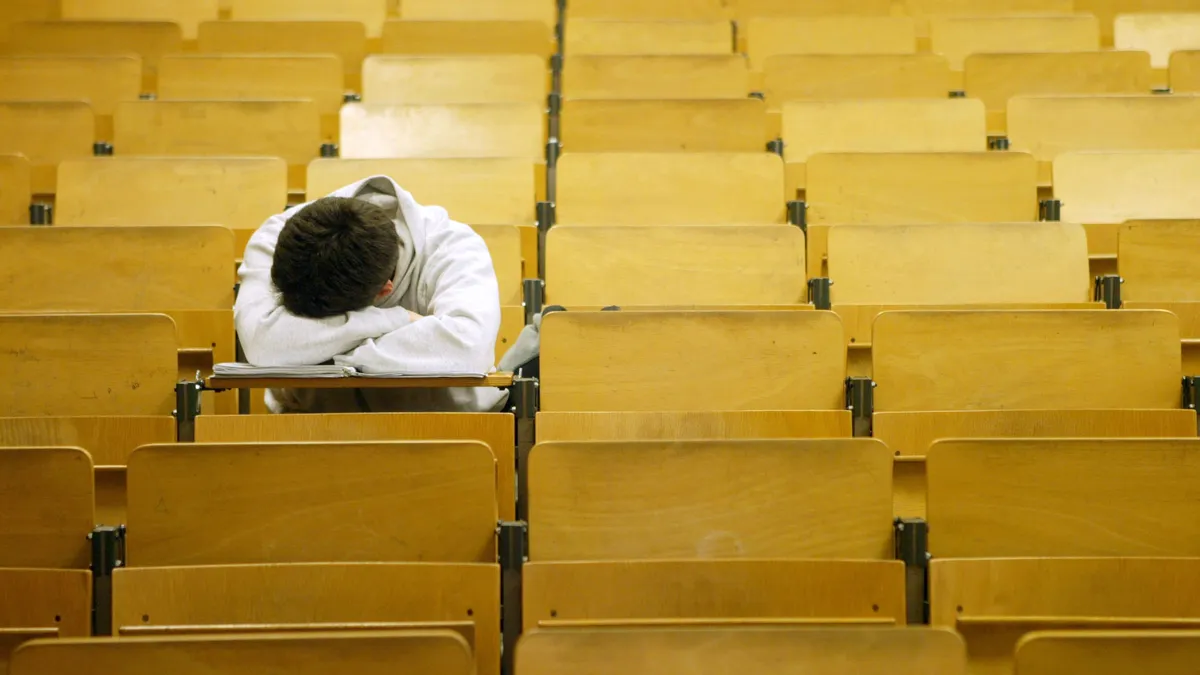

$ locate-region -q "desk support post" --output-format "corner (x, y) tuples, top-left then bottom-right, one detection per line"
(894, 518), (929, 625)
(174, 379), (202, 442)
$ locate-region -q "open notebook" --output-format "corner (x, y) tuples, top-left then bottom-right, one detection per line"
(213, 363), (487, 379)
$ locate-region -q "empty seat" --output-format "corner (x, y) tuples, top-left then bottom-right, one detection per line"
(0, 56), (141, 139)
(1115, 12), (1200, 68)
(0, 101), (94, 194)
(518, 628), (966, 675)
(361, 56), (545, 104)
(560, 99), (767, 152)
(1119, 219), (1200, 375)
(928, 438), (1200, 675)
(563, 55), (748, 99)
(965, 52), (1153, 133)
(745, 17), (917, 71)
(0, 154), (31, 225)
(568, 0), (725, 19)
(197, 21), (367, 90)
(1016, 631), (1200, 675)
(228, 0), (388, 38)
(564, 19), (733, 55)
(931, 15), (1100, 71)
(400, 0), (556, 27)
(4, 22), (182, 90)
(381, 20), (555, 57)
(545, 225), (806, 306)
(764, 54), (952, 109)
(340, 103), (543, 160)
(60, 0), (218, 40)
(556, 152), (784, 225)
(10, 632), (475, 675)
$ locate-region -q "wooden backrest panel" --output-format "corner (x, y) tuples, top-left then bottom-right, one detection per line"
(0, 314), (178, 416)
(1172, 50), (1200, 92)
(114, 101), (319, 166)
(569, 0), (725, 19)
(1016, 631), (1200, 675)
(0, 448), (93, 569)
(560, 99), (766, 153)
(519, 628), (963, 675)
(540, 311), (846, 411)
(546, 225), (805, 306)
(536, 410), (853, 441)
(1120, 220), (1200, 301)
(905, 0), (1072, 35)
(60, 0), (218, 39)
(1009, 94), (1200, 164)
(732, 0), (894, 18)
(563, 55), (748, 99)
(1077, 0), (1200, 44)
(1055, 150), (1200, 224)
(782, 99), (985, 163)
(556, 152), (784, 225)
(564, 19), (733, 55)
(529, 439), (893, 560)
(0, 568), (91, 642)
(4, 21), (181, 86)
(198, 21), (367, 80)
(307, 158), (535, 223)
(827, 223), (1089, 305)
(931, 15), (1099, 70)
(0, 417), (175, 467)
(400, 0), (557, 26)
(764, 54), (951, 106)
(807, 152), (1038, 225)
(340, 103), (544, 160)
(745, 17), (917, 70)
(158, 55), (344, 115)
(0, 154), (31, 225)
(0, 102), (93, 193)
(228, 0), (388, 37)
(362, 55), (545, 105)
(928, 439), (1200, 557)
(1115, 13), (1200, 68)
(0, 226), (233, 311)
(872, 310), (1181, 411)
(381, 20), (555, 57)
(10, 632), (475, 675)
(57, 157), (286, 234)
(126, 441), (498, 565)
(0, 56), (141, 117)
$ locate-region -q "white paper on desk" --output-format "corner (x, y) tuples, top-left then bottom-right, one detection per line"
(213, 363), (358, 378)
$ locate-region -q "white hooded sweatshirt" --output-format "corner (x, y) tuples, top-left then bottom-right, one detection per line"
(234, 175), (507, 413)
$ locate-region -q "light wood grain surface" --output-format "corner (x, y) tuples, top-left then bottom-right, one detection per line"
(536, 410), (852, 441)
(381, 20), (555, 57)
(565, 19), (733, 56)
(228, 0), (388, 37)
(1120, 219), (1200, 302)
(0, 155), (30, 225)
(400, 0), (556, 26)
(1017, 630), (1200, 675)
(1055, 150), (1200, 226)
(1172, 50), (1200, 92)
(0, 416), (175, 467)
(764, 54), (951, 108)
(563, 55), (749, 99)
(60, 0), (217, 39)
(1116, 13), (1200, 67)
(340, 103), (544, 160)
(744, 17), (917, 70)
(362, 55), (545, 105)
(931, 15), (1098, 71)
(731, 0), (893, 19)
(0, 568), (91, 642)
(0, 56), (140, 139)
(159, 55), (344, 117)
(561, 99), (767, 152)
(904, 0), (1071, 36)
(568, 0), (725, 19)
(6, 21), (181, 90)
(0, 101), (93, 194)
(0, 448), (93, 569)
(1078, 0), (1200, 44)
(198, 21), (366, 85)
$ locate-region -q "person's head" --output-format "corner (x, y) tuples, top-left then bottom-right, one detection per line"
(271, 196), (400, 318)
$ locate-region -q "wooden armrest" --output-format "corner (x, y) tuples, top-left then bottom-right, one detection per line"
(957, 616), (1200, 628)
(205, 372), (515, 390)
(538, 617), (895, 629)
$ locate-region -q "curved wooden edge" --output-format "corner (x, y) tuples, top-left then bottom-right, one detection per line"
(958, 616), (1200, 627)
(206, 372), (514, 390)
(538, 617), (896, 629)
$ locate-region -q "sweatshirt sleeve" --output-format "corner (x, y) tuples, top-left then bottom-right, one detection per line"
(332, 218), (502, 375)
(234, 211), (412, 367)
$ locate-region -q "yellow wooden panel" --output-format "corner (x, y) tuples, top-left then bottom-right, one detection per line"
(556, 152), (784, 225)
(0, 417), (175, 467)
(1115, 13), (1200, 68)
(113, 565), (497, 675)
(197, 21), (366, 85)
(159, 55), (344, 116)
(565, 19), (733, 55)
(827, 223), (1089, 305)
(0, 56), (141, 120)
(1054, 150), (1200, 225)
(732, 0), (893, 19)
(362, 55), (544, 104)
(340, 103), (543, 159)
(540, 311), (846, 412)
(561, 99), (766, 152)
(563, 55), (748, 99)
(964, 52), (1153, 133)
(872, 310), (1182, 411)
(0, 226), (233, 311)
(764, 54), (951, 108)
(569, 0), (725, 19)
(931, 15), (1099, 71)
(0, 568), (91, 655)
(523, 561), (906, 628)
(0, 155), (31, 225)
(56, 157), (285, 245)
(60, 0), (218, 40)
(4, 21), (181, 90)
(114, 100), (320, 166)
(229, 0), (387, 38)
(537, 410), (852, 441)
(1120, 220), (1200, 302)
(400, 0), (556, 26)
(307, 158), (535, 223)
(529, 439), (893, 560)
(9, 632), (475, 675)
(381, 19), (553, 57)
(1077, 0), (1200, 44)
(0, 0), (56, 42)
(807, 152), (1038, 225)
(1017, 631), (1200, 675)
(0, 447), (93, 569)
(0, 314), (178, 416)
(546, 225), (805, 306)
(126, 441), (498, 565)
(745, 17), (917, 70)
(928, 438), (1200, 557)
(0, 102), (93, 194)
(519, 627), (962, 675)
(904, 0), (1073, 37)
(1172, 50), (1200, 91)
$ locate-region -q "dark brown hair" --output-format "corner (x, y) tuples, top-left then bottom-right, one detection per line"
(271, 197), (401, 318)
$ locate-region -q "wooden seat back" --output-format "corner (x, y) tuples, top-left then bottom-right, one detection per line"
(1055, 150), (1200, 225)
(228, 0), (388, 38)
(560, 99), (766, 152)
(60, 0), (218, 39)
(1076, 0), (1200, 45)
(1171, 50), (1200, 91)
(340, 103), (543, 160)
(381, 20), (555, 57)
(903, 0), (1072, 36)
(744, 17), (917, 71)
(1115, 13), (1200, 68)
(556, 152), (784, 225)
(568, 0), (725, 19)
(563, 55), (748, 99)
(1120, 219), (1200, 304)
(0, 154), (31, 224)
(362, 55), (545, 104)
(3, 21), (181, 90)
(0, 101), (94, 194)
(536, 410), (853, 441)
(197, 21), (366, 88)
(731, 0), (894, 19)
(564, 19), (733, 55)
(0, 447), (94, 569)
(931, 15), (1100, 71)
(400, 0), (557, 26)
(0, 56), (140, 139)
(158, 55), (344, 117)
(1016, 631), (1200, 675)
(764, 54), (951, 109)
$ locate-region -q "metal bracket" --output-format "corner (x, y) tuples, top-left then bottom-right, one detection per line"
(93, 142), (113, 156)
(29, 203), (52, 225)
(523, 279), (545, 326)
(89, 525), (125, 635)
(949, 90), (966, 98)
(845, 376), (875, 438)
(138, 92), (157, 101)
(510, 378), (538, 519)
(536, 201), (554, 279)
(174, 379), (202, 442)
(807, 277), (832, 310)
(498, 520), (528, 675)
(319, 143), (339, 158)
(988, 136), (1010, 151)
(545, 139), (560, 166)
(894, 518), (929, 625)
(766, 138), (784, 156)
(1093, 275), (1123, 309)
(1184, 376), (1198, 412)
(748, 91), (765, 101)
(1153, 87), (1173, 95)
(1039, 199), (1062, 222)
(787, 200), (807, 233)
(550, 53), (563, 74)
(547, 92), (561, 116)
(343, 92), (362, 103)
